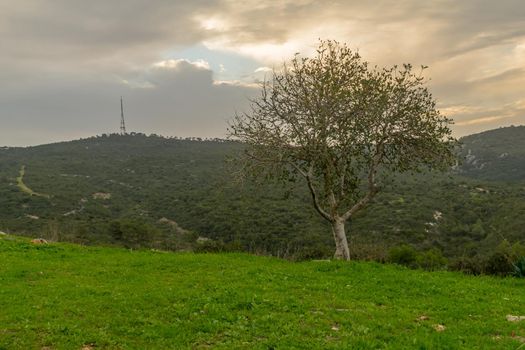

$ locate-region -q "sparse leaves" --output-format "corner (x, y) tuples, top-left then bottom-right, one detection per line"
(229, 40), (456, 227)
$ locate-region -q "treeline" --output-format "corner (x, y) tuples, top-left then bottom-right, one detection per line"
(352, 240), (525, 277)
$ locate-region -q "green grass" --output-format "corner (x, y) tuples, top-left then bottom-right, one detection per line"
(16, 165), (50, 198)
(1, 235), (524, 349)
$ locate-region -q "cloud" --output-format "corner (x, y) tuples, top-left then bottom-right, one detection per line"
(0, 0), (524, 144)
(153, 59), (211, 71)
(444, 99), (525, 135)
(455, 115), (514, 127)
(254, 67), (272, 73)
(0, 56), (258, 146)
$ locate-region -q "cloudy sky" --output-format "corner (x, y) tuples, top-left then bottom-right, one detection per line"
(1, 0), (524, 146)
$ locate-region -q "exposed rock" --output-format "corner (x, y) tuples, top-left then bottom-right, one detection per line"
(506, 315), (525, 322)
(433, 324), (446, 332)
(92, 192), (111, 200)
(158, 217), (188, 234)
(465, 149), (476, 164)
(159, 217), (178, 226)
(475, 187), (490, 193)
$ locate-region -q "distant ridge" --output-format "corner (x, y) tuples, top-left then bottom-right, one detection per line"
(458, 125), (525, 181)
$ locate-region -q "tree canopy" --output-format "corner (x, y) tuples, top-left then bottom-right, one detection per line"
(230, 40), (457, 260)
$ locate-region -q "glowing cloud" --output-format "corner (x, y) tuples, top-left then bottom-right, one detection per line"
(153, 59), (211, 71)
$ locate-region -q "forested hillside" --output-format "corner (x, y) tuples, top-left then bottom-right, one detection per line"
(0, 127), (524, 261)
(458, 125), (525, 181)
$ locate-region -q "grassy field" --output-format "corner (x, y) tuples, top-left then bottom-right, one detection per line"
(1, 235), (524, 349)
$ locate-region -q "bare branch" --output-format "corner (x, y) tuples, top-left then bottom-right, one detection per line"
(305, 165), (333, 222)
(342, 142), (384, 221)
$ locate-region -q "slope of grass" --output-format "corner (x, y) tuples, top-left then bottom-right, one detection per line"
(1, 235), (525, 349)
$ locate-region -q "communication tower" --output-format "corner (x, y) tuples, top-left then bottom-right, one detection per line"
(120, 96), (127, 135)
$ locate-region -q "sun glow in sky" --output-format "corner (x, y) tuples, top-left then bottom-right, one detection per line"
(0, 0), (524, 146)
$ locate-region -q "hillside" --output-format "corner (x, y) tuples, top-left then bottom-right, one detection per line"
(458, 125), (525, 182)
(1, 235), (524, 349)
(0, 128), (524, 259)
(0, 134), (331, 256)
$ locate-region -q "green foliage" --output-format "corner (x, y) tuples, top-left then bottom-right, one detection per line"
(388, 245), (418, 268)
(450, 241), (525, 277)
(0, 130), (524, 264)
(483, 252), (515, 276)
(449, 256), (484, 276)
(1, 235), (525, 349)
(416, 249), (448, 271)
(387, 246), (448, 271)
(484, 240), (518, 276)
(349, 243), (388, 262)
(289, 243), (333, 261)
(459, 125), (525, 181)
(511, 242), (525, 258)
(513, 257), (525, 278)
(230, 40), (456, 261)
(109, 219), (161, 249)
(193, 238), (244, 253)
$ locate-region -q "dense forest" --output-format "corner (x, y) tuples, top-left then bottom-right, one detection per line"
(0, 126), (524, 272)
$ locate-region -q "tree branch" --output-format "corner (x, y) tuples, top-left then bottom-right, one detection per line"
(304, 165), (333, 222)
(342, 143), (383, 221)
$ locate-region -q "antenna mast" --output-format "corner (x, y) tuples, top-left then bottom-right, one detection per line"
(120, 96), (127, 135)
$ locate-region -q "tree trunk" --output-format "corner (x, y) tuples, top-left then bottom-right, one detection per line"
(332, 219), (350, 260)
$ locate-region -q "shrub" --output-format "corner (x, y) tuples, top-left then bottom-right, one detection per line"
(109, 219), (161, 249)
(193, 237), (225, 253)
(511, 243), (525, 260)
(483, 251), (514, 276)
(349, 243), (388, 263)
(449, 256), (484, 275)
(481, 240), (520, 276)
(417, 249), (448, 271)
(291, 244), (332, 261)
(388, 245), (418, 268)
(513, 257), (525, 278)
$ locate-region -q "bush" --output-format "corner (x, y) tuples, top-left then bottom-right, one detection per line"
(349, 243), (388, 263)
(480, 240), (520, 276)
(388, 246), (447, 271)
(483, 251), (514, 276)
(193, 237), (247, 253)
(511, 243), (525, 260)
(108, 219), (161, 249)
(417, 249), (448, 271)
(388, 245), (418, 268)
(193, 237), (225, 253)
(449, 256), (484, 275)
(512, 257), (525, 278)
(291, 244), (332, 261)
